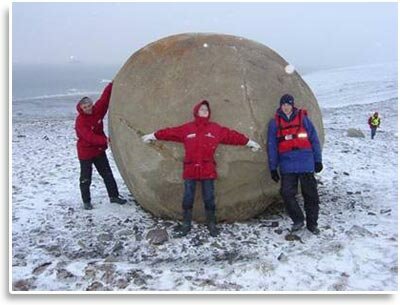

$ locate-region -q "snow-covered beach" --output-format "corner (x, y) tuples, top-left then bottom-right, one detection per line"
(11, 63), (398, 292)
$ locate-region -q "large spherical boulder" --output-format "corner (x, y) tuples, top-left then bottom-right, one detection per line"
(109, 33), (324, 222)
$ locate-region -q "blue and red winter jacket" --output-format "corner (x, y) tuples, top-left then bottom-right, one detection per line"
(155, 100), (249, 180)
(267, 107), (322, 174)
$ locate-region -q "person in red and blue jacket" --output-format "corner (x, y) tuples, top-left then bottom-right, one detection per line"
(267, 94), (323, 235)
(75, 82), (126, 210)
(142, 100), (261, 237)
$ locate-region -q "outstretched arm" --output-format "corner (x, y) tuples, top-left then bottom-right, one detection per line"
(218, 126), (249, 146)
(143, 124), (186, 143)
(93, 82), (113, 119)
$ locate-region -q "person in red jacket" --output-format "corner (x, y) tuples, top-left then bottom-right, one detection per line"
(75, 82), (126, 210)
(142, 100), (261, 237)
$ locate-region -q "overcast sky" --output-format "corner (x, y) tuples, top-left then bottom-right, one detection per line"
(12, 2), (397, 70)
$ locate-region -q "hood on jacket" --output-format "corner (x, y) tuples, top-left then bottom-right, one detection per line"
(193, 100), (211, 119)
(193, 100), (211, 122)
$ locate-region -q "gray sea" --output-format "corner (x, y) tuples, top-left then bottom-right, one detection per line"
(12, 64), (119, 121)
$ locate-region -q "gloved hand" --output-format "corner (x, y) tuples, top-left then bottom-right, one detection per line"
(270, 170), (280, 183)
(246, 139), (261, 152)
(315, 162), (323, 173)
(142, 133), (156, 143)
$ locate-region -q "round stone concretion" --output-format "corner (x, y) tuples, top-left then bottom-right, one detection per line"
(109, 33), (324, 222)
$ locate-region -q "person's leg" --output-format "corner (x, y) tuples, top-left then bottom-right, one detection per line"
(182, 180), (196, 211)
(371, 127), (377, 139)
(300, 173), (320, 234)
(93, 152), (125, 204)
(178, 180), (197, 236)
(280, 173), (304, 230)
(79, 159), (93, 209)
(202, 179), (218, 237)
(202, 179), (216, 211)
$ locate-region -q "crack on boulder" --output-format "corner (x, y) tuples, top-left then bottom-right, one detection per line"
(118, 117), (181, 162)
(237, 52), (260, 142)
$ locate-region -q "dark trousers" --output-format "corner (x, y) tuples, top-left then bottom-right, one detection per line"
(371, 127), (377, 139)
(280, 173), (320, 228)
(79, 152), (119, 203)
(182, 179), (216, 211)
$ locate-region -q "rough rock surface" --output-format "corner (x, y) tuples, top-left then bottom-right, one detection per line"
(109, 33), (324, 222)
(346, 128), (365, 138)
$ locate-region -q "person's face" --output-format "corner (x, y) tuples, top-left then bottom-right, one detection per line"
(281, 103), (293, 116)
(198, 104), (209, 118)
(80, 100), (93, 114)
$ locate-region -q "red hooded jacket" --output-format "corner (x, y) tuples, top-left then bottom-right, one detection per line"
(154, 100), (249, 180)
(75, 83), (112, 160)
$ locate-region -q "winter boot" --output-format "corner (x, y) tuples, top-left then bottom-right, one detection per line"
(206, 210), (218, 237)
(175, 209), (192, 237)
(307, 225), (320, 235)
(110, 196), (127, 205)
(291, 221), (304, 232)
(83, 202), (93, 210)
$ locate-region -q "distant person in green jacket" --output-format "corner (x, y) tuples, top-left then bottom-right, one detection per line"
(368, 112), (381, 139)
